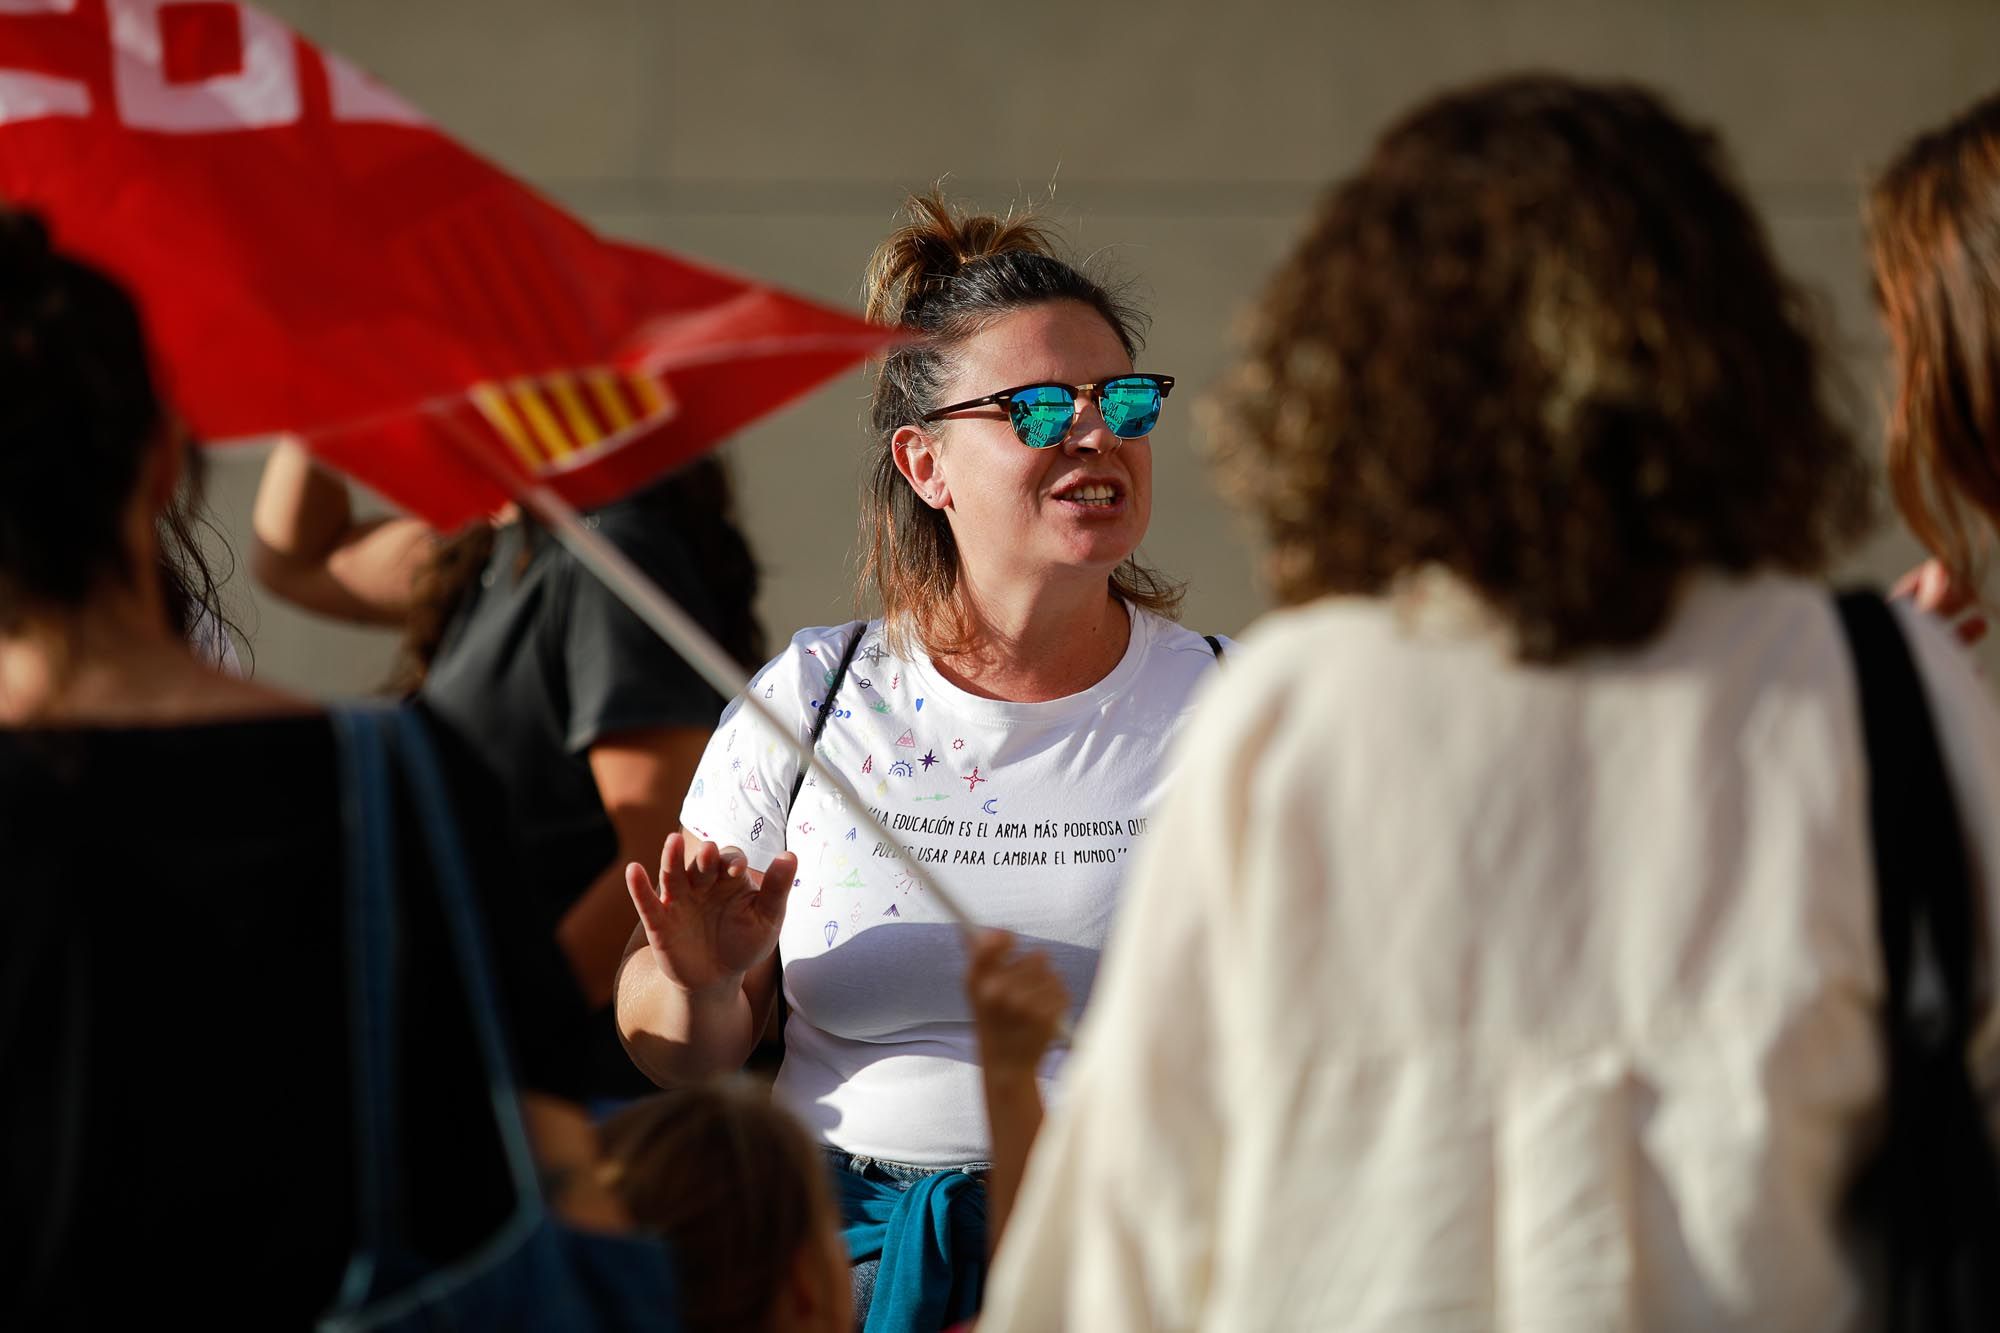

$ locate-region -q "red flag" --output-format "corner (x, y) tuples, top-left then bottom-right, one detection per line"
(0, 0), (897, 526)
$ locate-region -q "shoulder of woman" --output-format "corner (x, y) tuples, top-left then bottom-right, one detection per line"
(728, 620), (876, 710)
(1158, 610), (1367, 779)
(583, 501), (692, 563)
(1133, 612), (1237, 678)
(1149, 600), (1398, 725)
(783, 619), (875, 658)
(1148, 616), (1235, 654)
(546, 509), (704, 610)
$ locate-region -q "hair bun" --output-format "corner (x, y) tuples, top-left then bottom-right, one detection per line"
(861, 190), (1060, 327)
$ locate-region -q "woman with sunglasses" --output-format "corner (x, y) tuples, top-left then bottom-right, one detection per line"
(615, 192), (1224, 1326)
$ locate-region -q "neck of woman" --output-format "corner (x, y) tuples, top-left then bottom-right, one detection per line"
(929, 571), (1131, 703)
(0, 581), (295, 726)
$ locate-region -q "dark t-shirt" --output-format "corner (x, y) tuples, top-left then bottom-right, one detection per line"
(420, 495), (729, 1097)
(0, 713), (595, 1329)
(419, 495), (727, 927)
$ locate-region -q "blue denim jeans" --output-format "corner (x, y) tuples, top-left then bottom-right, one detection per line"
(824, 1148), (990, 1328)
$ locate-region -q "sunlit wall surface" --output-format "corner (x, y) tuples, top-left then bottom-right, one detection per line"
(199, 0), (2000, 693)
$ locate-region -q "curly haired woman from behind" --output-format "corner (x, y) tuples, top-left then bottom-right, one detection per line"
(980, 76), (2000, 1331)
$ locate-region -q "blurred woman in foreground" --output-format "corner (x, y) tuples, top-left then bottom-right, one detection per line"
(981, 76), (2000, 1330)
(0, 211), (608, 1325)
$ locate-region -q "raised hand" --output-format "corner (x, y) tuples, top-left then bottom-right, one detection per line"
(966, 929), (1072, 1258)
(625, 832), (797, 997)
(964, 929), (1070, 1074)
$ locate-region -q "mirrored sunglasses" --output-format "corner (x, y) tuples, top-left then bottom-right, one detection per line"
(920, 373), (1175, 449)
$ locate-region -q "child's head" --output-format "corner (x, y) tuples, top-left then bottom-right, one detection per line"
(597, 1081), (850, 1333)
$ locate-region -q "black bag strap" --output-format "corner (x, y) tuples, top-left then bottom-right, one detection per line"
(1834, 590), (2000, 1329)
(1203, 634), (1226, 664)
(787, 622), (866, 814)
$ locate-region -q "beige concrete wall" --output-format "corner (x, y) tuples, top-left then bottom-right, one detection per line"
(205, 0), (2000, 694)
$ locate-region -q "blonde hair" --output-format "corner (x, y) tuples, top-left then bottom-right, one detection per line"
(858, 191), (1181, 656)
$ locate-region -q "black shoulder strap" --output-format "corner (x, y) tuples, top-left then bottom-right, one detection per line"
(1835, 590), (2000, 1326)
(1837, 591), (1976, 1050)
(787, 623), (867, 814)
(1204, 634), (1226, 664)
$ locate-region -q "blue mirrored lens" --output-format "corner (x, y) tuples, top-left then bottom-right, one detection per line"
(1098, 377), (1163, 438)
(1009, 385), (1075, 448)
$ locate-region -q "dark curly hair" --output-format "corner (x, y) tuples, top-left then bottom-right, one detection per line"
(1209, 75), (1872, 662)
(1869, 88), (2000, 597)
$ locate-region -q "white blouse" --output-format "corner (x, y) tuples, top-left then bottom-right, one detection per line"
(980, 574), (2000, 1332)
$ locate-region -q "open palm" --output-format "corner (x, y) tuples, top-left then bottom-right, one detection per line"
(626, 832), (796, 995)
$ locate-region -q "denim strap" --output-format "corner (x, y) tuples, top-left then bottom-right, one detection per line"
(328, 704), (405, 1306)
(384, 707), (541, 1198)
(325, 705), (548, 1326)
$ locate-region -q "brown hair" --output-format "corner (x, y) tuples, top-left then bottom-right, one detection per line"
(1869, 89), (2000, 596)
(859, 191), (1180, 656)
(1209, 75), (1871, 663)
(596, 1082), (837, 1333)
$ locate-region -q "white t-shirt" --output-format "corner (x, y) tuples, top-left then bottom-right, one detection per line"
(981, 573), (2000, 1332)
(681, 607), (1225, 1166)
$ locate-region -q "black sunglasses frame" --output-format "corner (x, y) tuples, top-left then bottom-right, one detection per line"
(919, 373), (1176, 448)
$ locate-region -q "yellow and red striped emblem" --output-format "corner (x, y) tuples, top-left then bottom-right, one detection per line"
(469, 367), (676, 474)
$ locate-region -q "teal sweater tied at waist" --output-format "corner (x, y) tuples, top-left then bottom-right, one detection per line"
(834, 1167), (987, 1332)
